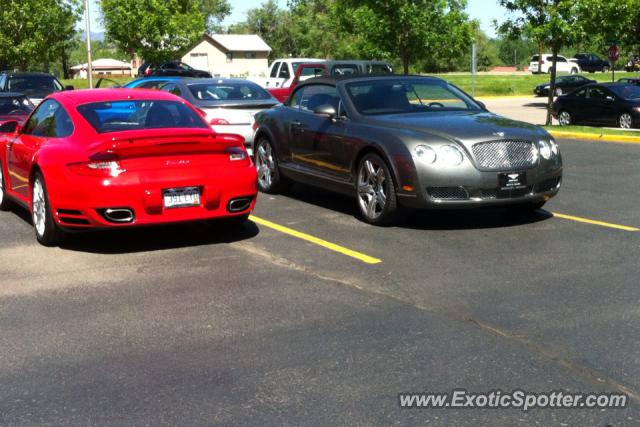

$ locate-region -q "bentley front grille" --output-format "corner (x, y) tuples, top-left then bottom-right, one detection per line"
(472, 140), (536, 171)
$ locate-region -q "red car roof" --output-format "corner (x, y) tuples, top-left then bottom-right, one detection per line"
(51, 88), (183, 107)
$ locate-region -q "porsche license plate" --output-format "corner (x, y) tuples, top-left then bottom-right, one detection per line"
(163, 187), (200, 208)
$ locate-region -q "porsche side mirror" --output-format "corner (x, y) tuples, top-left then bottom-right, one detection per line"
(0, 120), (20, 133)
(313, 104), (337, 119)
(65, 85), (74, 91)
(476, 100), (488, 111)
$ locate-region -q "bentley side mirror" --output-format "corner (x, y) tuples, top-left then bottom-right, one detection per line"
(313, 104), (337, 119)
(0, 120), (21, 133)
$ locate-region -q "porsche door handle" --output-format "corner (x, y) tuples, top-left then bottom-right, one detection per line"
(291, 121), (305, 129)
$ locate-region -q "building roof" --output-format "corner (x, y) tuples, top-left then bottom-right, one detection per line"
(71, 58), (132, 70)
(206, 34), (272, 53)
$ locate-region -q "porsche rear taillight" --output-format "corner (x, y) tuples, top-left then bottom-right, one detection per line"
(225, 146), (248, 161)
(68, 160), (124, 177)
(209, 118), (230, 125)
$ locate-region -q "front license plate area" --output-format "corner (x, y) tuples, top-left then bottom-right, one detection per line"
(498, 172), (527, 190)
(163, 187), (201, 208)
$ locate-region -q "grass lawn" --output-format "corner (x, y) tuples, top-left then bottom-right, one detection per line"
(543, 125), (640, 137)
(61, 76), (131, 89)
(437, 72), (639, 97)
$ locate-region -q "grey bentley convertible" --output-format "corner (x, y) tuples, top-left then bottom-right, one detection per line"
(253, 75), (562, 225)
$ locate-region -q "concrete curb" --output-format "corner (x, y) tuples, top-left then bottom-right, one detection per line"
(548, 130), (640, 144)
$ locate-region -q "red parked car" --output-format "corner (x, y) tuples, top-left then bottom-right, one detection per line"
(0, 89), (257, 245)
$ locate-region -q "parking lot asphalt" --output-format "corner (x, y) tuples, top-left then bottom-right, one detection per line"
(0, 138), (638, 425)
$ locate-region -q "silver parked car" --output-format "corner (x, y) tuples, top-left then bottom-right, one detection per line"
(159, 78), (279, 155)
(253, 75), (562, 225)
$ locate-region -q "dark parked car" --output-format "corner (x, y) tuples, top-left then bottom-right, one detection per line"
(571, 54), (610, 73)
(138, 61), (211, 78)
(324, 60), (394, 76)
(534, 75), (596, 96)
(618, 78), (640, 86)
(0, 71), (71, 105)
(625, 56), (640, 72)
(551, 83), (640, 129)
(253, 75), (562, 225)
(0, 92), (34, 129)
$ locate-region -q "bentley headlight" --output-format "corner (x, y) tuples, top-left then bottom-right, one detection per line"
(439, 145), (464, 165)
(538, 140), (552, 160)
(414, 145), (437, 164)
(549, 139), (559, 156)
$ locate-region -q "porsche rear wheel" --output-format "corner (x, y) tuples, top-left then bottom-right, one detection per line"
(31, 172), (63, 246)
(255, 137), (289, 194)
(0, 164), (12, 211)
(356, 153), (399, 225)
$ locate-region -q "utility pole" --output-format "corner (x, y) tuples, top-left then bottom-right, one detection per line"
(471, 43), (477, 97)
(84, 0), (93, 88)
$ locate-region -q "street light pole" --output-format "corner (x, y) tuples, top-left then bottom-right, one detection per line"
(84, 0), (93, 88)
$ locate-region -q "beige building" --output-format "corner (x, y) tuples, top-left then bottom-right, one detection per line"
(181, 34), (272, 78)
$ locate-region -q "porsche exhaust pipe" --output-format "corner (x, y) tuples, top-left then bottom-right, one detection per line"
(227, 197), (252, 212)
(100, 208), (135, 223)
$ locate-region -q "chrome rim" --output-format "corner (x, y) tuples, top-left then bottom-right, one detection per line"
(555, 88), (562, 96)
(32, 178), (46, 237)
(0, 168), (4, 205)
(620, 113), (632, 129)
(559, 111), (571, 126)
(357, 159), (387, 220)
(256, 141), (274, 189)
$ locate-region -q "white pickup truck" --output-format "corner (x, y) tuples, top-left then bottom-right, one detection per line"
(250, 58), (325, 89)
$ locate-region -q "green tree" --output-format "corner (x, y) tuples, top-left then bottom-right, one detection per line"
(228, 0), (296, 59)
(0, 0), (82, 71)
(100, 0), (227, 63)
(201, 0), (231, 32)
(498, 0), (578, 124)
(338, 0), (474, 74)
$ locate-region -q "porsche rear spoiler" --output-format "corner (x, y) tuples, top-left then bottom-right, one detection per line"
(87, 132), (245, 159)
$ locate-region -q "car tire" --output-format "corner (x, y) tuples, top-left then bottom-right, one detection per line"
(254, 136), (290, 194)
(602, 66), (609, 73)
(0, 163), (13, 211)
(555, 87), (563, 96)
(31, 172), (64, 246)
(558, 110), (572, 126)
(570, 68), (578, 74)
(356, 153), (399, 225)
(619, 112), (633, 129)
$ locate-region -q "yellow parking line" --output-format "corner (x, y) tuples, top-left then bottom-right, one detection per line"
(553, 212), (639, 232)
(249, 215), (382, 264)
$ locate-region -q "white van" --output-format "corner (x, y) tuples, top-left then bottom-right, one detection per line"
(528, 54), (581, 74)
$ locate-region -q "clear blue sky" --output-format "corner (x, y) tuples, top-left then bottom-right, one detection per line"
(88, 0), (506, 38)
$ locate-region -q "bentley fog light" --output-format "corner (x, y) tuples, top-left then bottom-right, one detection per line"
(538, 140), (552, 160)
(439, 145), (464, 165)
(414, 145), (437, 164)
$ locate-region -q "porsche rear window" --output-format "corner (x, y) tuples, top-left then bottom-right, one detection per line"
(77, 100), (207, 133)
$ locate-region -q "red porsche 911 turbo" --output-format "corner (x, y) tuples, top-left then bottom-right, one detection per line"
(0, 89), (258, 245)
